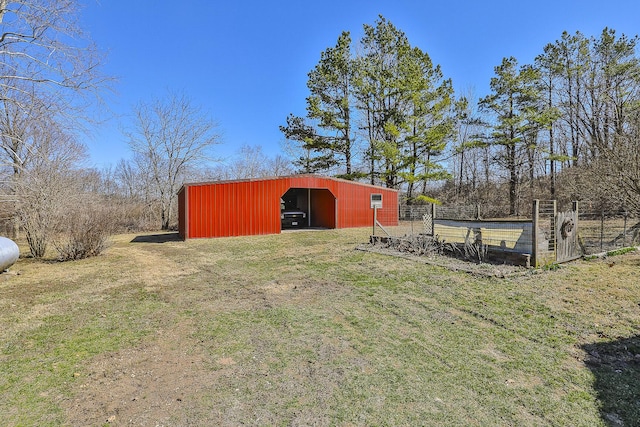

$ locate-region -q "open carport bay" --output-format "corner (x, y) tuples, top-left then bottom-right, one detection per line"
(280, 187), (336, 229)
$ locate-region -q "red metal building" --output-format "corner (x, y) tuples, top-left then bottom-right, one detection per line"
(178, 175), (398, 239)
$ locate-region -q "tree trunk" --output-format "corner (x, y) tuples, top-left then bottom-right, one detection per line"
(508, 143), (517, 216)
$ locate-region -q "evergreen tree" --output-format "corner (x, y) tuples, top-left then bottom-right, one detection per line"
(354, 16), (454, 191)
(306, 31), (358, 179)
(282, 16), (456, 196)
(280, 32), (356, 178)
(398, 46), (455, 201)
(479, 57), (546, 215)
(354, 16), (410, 188)
(279, 114), (334, 173)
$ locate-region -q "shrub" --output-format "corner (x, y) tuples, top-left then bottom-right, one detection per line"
(53, 201), (118, 261)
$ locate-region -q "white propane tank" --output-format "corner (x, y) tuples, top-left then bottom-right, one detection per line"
(0, 236), (19, 272)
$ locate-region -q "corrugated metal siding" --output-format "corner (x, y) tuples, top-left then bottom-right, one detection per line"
(310, 189), (335, 228)
(181, 175), (398, 239)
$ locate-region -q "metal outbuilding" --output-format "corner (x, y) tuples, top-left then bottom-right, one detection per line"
(178, 174), (398, 239)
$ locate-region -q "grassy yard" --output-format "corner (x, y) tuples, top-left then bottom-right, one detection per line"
(1, 228), (639, 426)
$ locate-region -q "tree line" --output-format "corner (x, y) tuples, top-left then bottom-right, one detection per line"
(281, 16), (640, 217)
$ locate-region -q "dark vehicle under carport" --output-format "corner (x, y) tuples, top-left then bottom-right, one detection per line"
(281, 208), (307, 228)
(280, 191), (309, 229)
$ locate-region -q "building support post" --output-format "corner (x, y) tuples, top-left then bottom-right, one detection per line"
(308, 188), (311, 227)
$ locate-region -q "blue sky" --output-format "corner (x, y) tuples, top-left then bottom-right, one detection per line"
(81, 0), (640, 169)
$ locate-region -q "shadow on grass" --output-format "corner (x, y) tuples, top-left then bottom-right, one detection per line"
(130, 232), (182, 244)
(582, 335), (640, 426)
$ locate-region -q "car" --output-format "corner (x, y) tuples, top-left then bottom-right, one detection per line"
(281, 209), (307, 228)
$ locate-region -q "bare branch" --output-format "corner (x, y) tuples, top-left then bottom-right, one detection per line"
(126, 91), (221, 230)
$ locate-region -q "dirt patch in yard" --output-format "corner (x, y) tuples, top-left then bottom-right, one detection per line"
(63, 277), (357, 426)
(60, 233), (354, 426)
(64, 320), (214, 426)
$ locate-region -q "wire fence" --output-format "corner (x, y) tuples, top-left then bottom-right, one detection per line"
(579, 209), (640, 254)
(385, 204), (526, 245)
(377, 203), (640, 258)
(374, 204), (533, 267)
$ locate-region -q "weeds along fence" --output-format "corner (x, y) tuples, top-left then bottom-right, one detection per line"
(379, 204), (533, 266)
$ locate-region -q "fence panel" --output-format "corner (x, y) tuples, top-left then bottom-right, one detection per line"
(389, 204), (528, 245)
(433, 219), (532, 254)
(579, 210), (640, 254)
(379, 203), (532, 267)
(386, 205), (434, 238)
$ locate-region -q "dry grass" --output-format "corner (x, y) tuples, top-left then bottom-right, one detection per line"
(1, 229), (639, 426)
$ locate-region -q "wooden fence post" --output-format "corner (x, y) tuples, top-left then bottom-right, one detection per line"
(600, 208), (605, 252)
(532, 199), (539, 268)
(431, 203), (436, 237)
(410, 206), (414, 235)
(573, 201), (579, 248)
(623, 209), (628, 247)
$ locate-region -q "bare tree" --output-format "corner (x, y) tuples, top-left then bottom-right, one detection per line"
(269, 154), (294, 177)
(114, 159), (140, 199)
(111, 158), (163, 230)
(0, 1), (110, 237)
(597, 110), (640, 215)
(14, 122), (86, 257)
(0, 0), (106, 93)
(0, 83), (58, 237)
(0, 1), (109, 144)
(201, 145), (294, 181)
(228, 145), (293, 179)
(126, 91), (221, 230)
(0, 85), (43, 176)
(229, 145), (268, 179)
(0, 0), (109, 165)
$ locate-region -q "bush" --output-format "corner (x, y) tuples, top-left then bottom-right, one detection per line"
(53, 202), (118, 261)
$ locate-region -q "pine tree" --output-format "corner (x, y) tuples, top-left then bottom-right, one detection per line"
(306, 31), (357, 179)
(479, 57), (546, 215)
